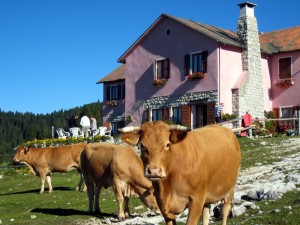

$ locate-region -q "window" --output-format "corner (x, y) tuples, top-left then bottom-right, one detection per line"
(152, 108), (170, 122)
(279, 57), (291, 79)
(155, 58), (170, 79)
(185, 51), (208, 75)
(106, 83), (125, 101)
(142, 110), (150, 123)
(280, 106), (293, 118)
(172, 107), (182, 124)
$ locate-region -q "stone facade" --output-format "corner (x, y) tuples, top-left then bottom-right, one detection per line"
(236, 4), (265, 119)
(143, 90), (217, 110)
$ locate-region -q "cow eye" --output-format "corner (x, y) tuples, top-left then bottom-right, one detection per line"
(165, 142), (170, 150)
(20, 150), (24, 154)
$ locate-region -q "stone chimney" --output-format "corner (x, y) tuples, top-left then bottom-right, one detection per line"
(236, 2), (265, 119)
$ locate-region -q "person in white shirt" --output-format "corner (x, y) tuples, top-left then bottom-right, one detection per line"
(80, 112), (90, 138)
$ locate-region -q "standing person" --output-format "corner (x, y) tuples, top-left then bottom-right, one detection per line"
(90, 115), (97, 137)
(215, 103), (223, 123)
(80, 112), (90, 138)
(68, 114), (78, 129)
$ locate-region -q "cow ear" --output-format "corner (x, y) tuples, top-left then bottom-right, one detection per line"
(24, 147), (30, 154)
(170, 131), (188, 144)
(121, 132), (140, 145)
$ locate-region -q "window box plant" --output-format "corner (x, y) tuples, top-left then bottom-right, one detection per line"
(105, 100), (118, 106)
(275, 79), (294, 88)
(152, 79), (167, 86)
(187, 72), (206, 81)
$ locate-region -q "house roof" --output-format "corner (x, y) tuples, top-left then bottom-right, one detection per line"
(118, 13), (300, 63)
(259, 26), (300, 54)
(100, 14), (300, 83)
(118, 13), (242, 63)
(96, 64), (125, 84)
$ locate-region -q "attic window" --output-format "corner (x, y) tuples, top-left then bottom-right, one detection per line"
(166, 29), (171, 36)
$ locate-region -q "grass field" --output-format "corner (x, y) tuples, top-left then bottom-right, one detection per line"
(0, 136), (300, 224)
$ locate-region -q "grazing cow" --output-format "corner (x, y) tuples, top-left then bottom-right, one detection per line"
(80, 142), (160, 221)
(119, 121), (241, 225)
(13, 143), (87, 194)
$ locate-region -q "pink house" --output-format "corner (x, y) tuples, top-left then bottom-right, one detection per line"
(97, 2), (300, 135)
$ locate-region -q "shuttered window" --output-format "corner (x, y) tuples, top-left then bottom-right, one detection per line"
(185, 51), (208, 75)
(279, 57), (291, 79)
(105, 83), (125, 101)
(155, 58), (170, 79)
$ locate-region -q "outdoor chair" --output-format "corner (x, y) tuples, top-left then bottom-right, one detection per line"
(56, 128), (70, 139)
(69, 127), (84, 138)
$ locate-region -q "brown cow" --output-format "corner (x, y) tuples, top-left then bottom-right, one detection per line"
(80, 142), (160, 221)
(13, 143), (87, 194)
(119, 121), (241, 225)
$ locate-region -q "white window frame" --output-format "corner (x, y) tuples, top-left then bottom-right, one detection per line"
(279, 105), (293, 118)
(188, 50), (206, 74)
(155, 58), (169, 80)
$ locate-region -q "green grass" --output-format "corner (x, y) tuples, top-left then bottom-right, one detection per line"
(1, 136), (300, 224)
(0, 170), (147, 225)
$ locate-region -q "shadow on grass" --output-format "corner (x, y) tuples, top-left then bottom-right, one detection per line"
(31, 208), (117, 219)
(0, 186), (74, 196)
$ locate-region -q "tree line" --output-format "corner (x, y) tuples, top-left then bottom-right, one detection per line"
(0, 101), (103, 155)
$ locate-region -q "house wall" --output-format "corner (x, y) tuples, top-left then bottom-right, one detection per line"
(271, 51), (300, 109)
(219, 45), (243, 114)
(124, 18), (235, 124)
(102, 81), (125, 124)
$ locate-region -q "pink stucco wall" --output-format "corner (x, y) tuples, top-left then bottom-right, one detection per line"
(271, 51), (300, 109)
(125, 18), (224, 122)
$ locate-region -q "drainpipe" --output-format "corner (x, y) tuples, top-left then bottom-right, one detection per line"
(218, 43), (221, 104)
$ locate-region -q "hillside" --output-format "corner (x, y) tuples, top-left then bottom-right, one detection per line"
(0, 101), (103, 154)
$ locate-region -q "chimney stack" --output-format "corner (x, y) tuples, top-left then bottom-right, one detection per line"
(236, 2), (265, 119)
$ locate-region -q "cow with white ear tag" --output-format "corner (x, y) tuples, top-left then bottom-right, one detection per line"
(119, 121), (241, 225)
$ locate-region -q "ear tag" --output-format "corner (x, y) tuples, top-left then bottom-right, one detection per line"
(126, 138), (131, 143)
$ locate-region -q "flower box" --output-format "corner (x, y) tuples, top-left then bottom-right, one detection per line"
(275, 79), (294, 88)
(152, 79), (167, 86)
(187, 72), (206, 81)
(105, 100), (118, 106)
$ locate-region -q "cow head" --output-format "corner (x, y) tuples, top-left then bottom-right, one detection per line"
(13, 146), (30, 163)
(119, 121), (189, 181)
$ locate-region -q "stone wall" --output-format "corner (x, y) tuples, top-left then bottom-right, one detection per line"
(237, 15), (265, 119)
(143, 90), (217, 110)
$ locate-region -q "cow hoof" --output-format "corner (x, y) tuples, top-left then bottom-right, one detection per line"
(118, 214), (126, 221)
(39, 191), (44, 194)
(94, 209), (101, 215)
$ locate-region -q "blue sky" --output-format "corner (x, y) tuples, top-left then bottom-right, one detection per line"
(0, 0), (299, 114)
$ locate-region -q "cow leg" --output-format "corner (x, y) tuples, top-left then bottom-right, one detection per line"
(76, 173), (85, 191)
(186, 197), (205, 225)
(39, 173), (46, 194)
(94, 185), (102, 214)
(85, 177), (95, 215)
(124, 196), (130, 219)
(221, 189), (234, 225)
(46, 175), (53, 193)
(112, 179), (126, 221)
(202, 204), (210, 225)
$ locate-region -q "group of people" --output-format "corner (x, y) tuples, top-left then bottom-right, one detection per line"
(68, 112), (97, 137)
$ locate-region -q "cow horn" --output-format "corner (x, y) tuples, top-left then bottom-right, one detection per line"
(118, 126), (141, 132)
(169, 124), (189, 131)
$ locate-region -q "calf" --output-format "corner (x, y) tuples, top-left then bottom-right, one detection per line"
(120, 121), (241, 225)
(80, 142), (160, 221)
(13, 143), (87, 194)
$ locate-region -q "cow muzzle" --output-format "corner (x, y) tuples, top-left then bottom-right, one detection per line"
(145, 165), (166, 181)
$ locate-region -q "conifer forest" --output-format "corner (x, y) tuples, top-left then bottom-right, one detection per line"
(0, 101), (103, 155)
